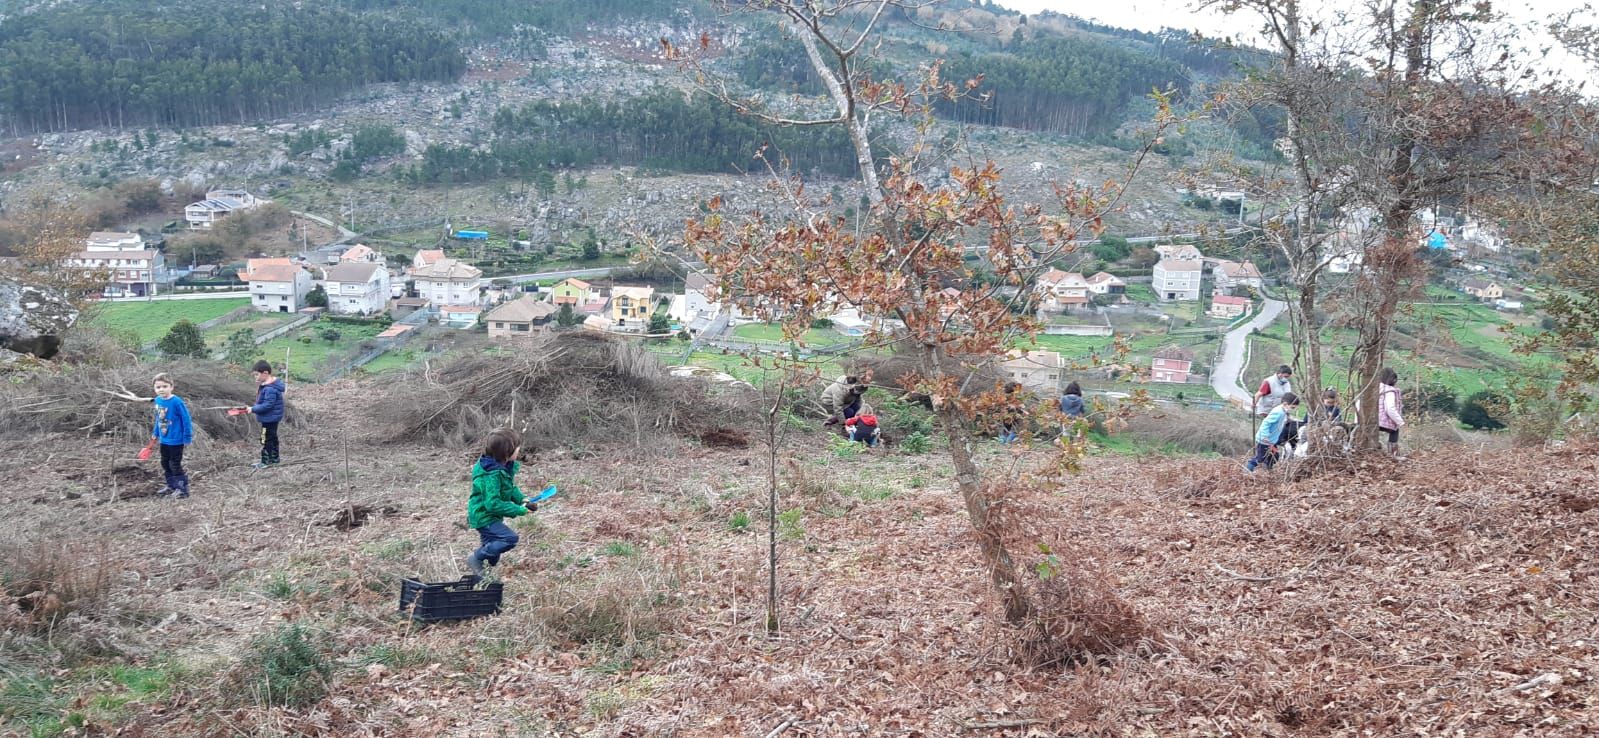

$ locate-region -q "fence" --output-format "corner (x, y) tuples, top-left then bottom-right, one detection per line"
(252, 314), (315, 345)
(1043, 324), (1114, 336)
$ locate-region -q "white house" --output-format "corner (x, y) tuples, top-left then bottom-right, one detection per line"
(1034, 268), (1090, 312)
(339, 244), (382, 264)
(322, 262), (391, 315)
(1153, 258), (1203, 301)
(1212, 260), (1264, 295)
(410, 249), (446, 272)
(1085, 271), (1127, 296)
(65, 231), (165, 297)
(1154, 243), (1204, 262)
(684, 272), (715, 319)
(1002, 350), (1064, 393)
(185, 189), (263, 229)
(240, 258), (312, 313)
(412, 257), (483, 306)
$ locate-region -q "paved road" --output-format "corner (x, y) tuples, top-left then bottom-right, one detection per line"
(1211, 297), (1286, 408)
(498, 266), (622, 284)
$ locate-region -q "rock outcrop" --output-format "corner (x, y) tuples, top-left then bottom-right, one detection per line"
(0, 277), (78, 359)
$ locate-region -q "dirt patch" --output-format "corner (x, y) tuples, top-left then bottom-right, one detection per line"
(321, 503), (400, 531)
(697, 427), (749, 448)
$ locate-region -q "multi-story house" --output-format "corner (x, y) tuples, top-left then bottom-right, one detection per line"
(1153, 258), (1203, 301)
(1034, 268), (1090, 312)
(322, 262), (391, 315)
(610, 286), (656, 329)
(240, 258), (312, 313)
(411, 258), (483, 306)
(185, 188), (262, 229)
(65, 231), (165, 297)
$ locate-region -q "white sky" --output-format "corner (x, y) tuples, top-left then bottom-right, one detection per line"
(990, 0), (1595, 78)
(990, 0), (1589, 38)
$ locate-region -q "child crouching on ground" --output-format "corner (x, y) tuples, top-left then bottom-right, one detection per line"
(465, 428), (537, 577)
(844, 412), (881, 447)
(1248, 392), (1300, 472)
(151, 373), (193, 499)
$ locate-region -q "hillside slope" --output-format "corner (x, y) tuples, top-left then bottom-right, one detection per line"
(2, 372), (1594, 736)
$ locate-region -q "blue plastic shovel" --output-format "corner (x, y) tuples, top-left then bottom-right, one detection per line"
(528, 485), (558, 505)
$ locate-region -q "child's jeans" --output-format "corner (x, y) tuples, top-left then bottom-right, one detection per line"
(470, 521), (520, 567)
(159, 444), (189, 493)
(260, 422), (280, 464)
(1246, 442), (1279, 471)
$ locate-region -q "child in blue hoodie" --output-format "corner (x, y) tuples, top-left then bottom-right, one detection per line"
(465, 428), (538, 577)
(1247, 392), (1300, 472)
(151, 373), (194, 498)
(242, 360), (285, 468)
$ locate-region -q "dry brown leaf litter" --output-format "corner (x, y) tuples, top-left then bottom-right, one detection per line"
(0, 378), (1594, 737)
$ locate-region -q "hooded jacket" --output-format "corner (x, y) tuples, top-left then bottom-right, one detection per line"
(152, 395), (194, 446)
(251, 378), (286, 423)
(1059, 393), (1085, 418)
(820, 376), (863, 414)
(467, 456), (530, 529)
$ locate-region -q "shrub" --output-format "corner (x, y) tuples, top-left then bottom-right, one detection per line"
(320, 329), (342, 343)
(156, 320), (208, 358)
(901, 431), (931, 454)
(242, 624), (332, 708)
(727, 510), (750, 532)
(306, 285), (328, 308)
(1458, 391), (1507, 430)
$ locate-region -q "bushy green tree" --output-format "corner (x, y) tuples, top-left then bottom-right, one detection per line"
(156, 319), (208, 358)
(556, 303), (578, 327)
(223, 328), (257, 366)
(306, 285), (328, 308)
(648, 311), (670, 334)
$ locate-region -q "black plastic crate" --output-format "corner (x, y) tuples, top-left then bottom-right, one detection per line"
(398, 577), (503, 622)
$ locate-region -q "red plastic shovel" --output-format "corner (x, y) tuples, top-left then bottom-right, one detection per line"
(136, 440), (156, 461)
(227, 407), (248, 417)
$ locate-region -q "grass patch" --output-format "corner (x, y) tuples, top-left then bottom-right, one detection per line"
(732, 323), (848, 346)
(91, 298), (250, 344)
(601, 541), (639, 558)
(255, 322), (389, 380)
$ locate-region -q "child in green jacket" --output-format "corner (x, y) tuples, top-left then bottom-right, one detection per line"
(465, 428), (537, 577)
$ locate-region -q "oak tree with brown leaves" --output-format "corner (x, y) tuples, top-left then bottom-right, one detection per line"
(671, 0), (1169, 626)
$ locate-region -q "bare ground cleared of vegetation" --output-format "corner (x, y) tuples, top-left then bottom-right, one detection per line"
(0, 368), (1595, 737)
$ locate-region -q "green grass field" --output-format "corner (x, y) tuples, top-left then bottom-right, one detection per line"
(91, 298), (251, 344)
(256, 322), (390, 380)
(731, 323), (849, 346)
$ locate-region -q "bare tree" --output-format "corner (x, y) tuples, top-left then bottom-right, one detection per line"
(1206, 0), (1595, 449)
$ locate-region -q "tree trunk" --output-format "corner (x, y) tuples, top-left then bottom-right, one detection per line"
(1296, 274), (1322, 391)
(1351, 237), (1415, 449)
(931, 387), (1031, 624)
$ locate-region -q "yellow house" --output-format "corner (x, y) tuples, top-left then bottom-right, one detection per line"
(1462, 278), (1503, 301)
(610, 285), (655, 326)
(550, 278), (592, 306)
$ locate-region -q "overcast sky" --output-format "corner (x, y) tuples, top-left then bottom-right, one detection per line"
(989, 0), (1594, 79)
(989, 0), (1589, 38)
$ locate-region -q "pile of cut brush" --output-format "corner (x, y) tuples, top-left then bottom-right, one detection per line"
(0, 361), (305, 443)
(378, 331), (754, 449)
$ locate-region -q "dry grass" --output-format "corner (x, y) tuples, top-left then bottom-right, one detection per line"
(0, 360), (307, 443)
(0, 538), (113, 632)
(376, 331), (755, 450)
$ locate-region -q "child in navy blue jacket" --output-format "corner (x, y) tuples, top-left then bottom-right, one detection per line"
(151, 373), (194, 498)
(242, 360), (286, 468)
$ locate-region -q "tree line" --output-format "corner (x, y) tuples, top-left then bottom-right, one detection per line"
(402, 89), (860, 184)
(333, 0), (703, 38)
(935, 37), (1190, 136)
(0, 0), (464, 133)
